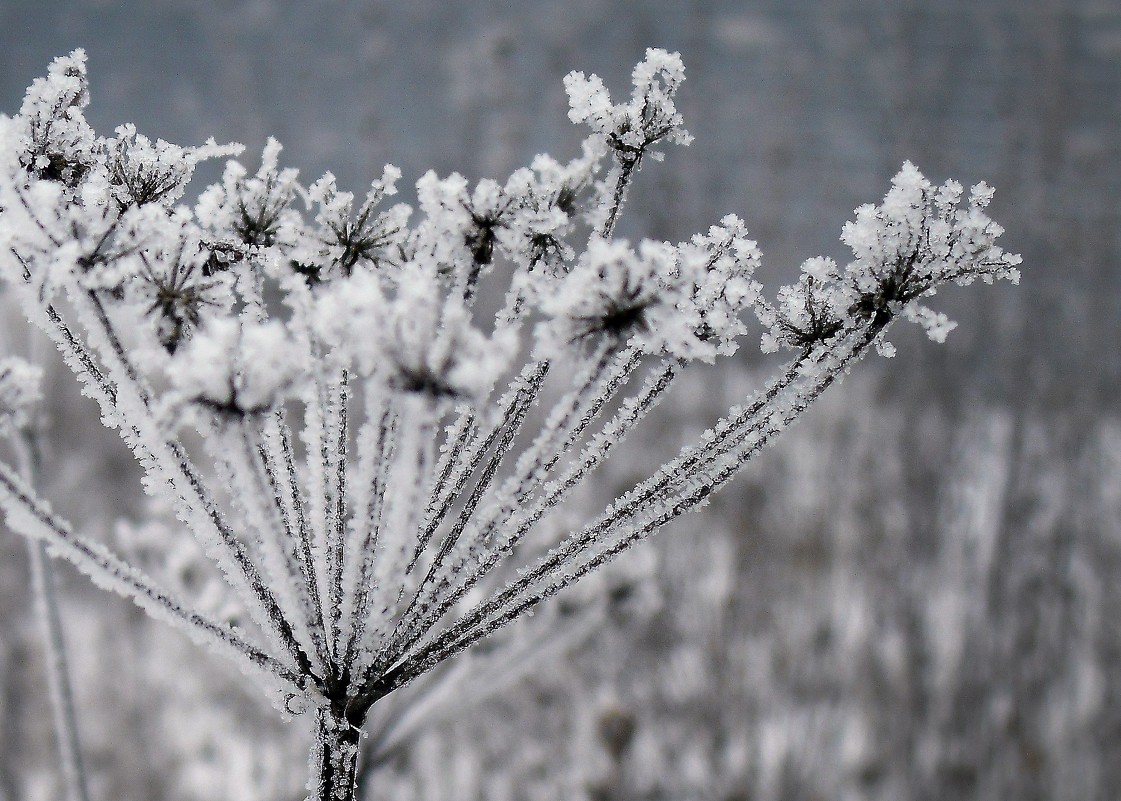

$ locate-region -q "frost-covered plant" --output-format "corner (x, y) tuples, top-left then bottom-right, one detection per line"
(0, 49), (1019, 801)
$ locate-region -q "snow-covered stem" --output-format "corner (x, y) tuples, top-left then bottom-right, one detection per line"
(341, 392), (396, 678)
(412, 357), (683, 636)
(407, 360), (549, 571)
(26, 541), (89, 801)
(0, 459), (303, 690)
(372, 326), (879, 695)
(14, 432), (90, 801)
(371, 362), (549, 677)
(501, 343), (638, 510)
(255, 414), (332, 672)
(310, 707), (363, 801)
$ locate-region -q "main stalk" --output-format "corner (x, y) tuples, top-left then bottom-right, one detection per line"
(310, 707), (364, 801)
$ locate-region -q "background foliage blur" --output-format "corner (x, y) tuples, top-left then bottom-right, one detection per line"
(1, 1), (1118, 799)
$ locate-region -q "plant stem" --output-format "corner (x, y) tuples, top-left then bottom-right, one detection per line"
(17, 434), (90, 801)
(310, 707), (364, 801)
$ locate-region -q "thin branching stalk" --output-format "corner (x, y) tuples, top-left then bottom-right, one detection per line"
(15, 433), (90, 801)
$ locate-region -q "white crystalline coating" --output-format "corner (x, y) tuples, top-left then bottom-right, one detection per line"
(903, 304), (957, 343)
(382, 266), (517, 401)
(310, 269), (387, 373)
(839, 161), (1021, 292)
(753, 256), (852, 354)
(564, 71), (616, 133)
(413, 170), (474, 267)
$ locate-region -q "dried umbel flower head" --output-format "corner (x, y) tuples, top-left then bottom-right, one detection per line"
(0, 49), (1018, 801)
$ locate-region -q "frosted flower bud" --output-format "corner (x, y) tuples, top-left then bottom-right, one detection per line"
(529, 137), (607, 224)
(564, 48), (692, 170)
(124, 218), (236, 353)
(838, 162), (1021, 343)
(305, 165), (409, 279)
(380, 264), (515, 401)
(310, 269), (387, 375)
(539, 238), (708, 359)
(107, 123), (240, 208)
(194, 138), (302, 250)
(563, 72), (616, 134)
(169, 318), (303, 415)
(676, 214), (762, 358)
(504, 143), (607, 272)
(413, 170), (472, 268)
(17, 50), (96, 187)
(314, 265), (514, 402)
(507, 205), (573, 272)
(754, 257), (849, 352)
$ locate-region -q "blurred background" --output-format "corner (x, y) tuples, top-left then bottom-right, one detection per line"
(1, 1), (1119, 799)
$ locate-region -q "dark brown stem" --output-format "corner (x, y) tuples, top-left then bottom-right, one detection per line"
(601, 160), (635, 239)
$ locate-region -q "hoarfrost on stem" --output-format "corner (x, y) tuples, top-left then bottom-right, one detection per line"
(0, 47), (1019, 801)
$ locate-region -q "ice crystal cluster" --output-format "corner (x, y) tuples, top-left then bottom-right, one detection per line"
(0, 356), (42, 431)
(0, 49), (1019, 800)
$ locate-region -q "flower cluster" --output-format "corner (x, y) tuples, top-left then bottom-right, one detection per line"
(170, 318), (302, 415)
(755, 162), (1021, 355)
(107, 123), (237, 209)
(17, 49), (96, 187)
(539, 228), (760, 364)
(564, 47), (693, 168)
